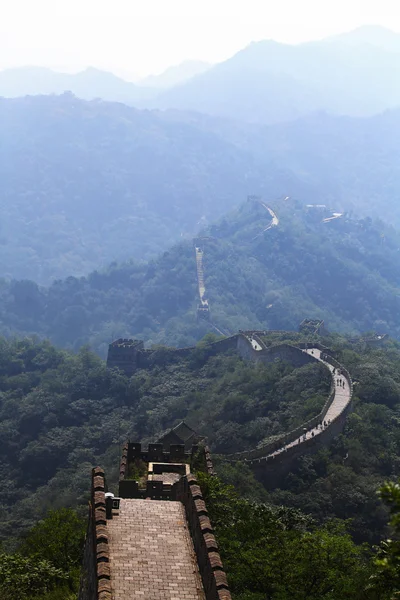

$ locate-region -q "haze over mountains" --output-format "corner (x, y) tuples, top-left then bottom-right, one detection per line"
(3, 19), (400, 594)
(2, 26), (400, 124)
(1, 92), (400, 284)
(1, 23), (400, 347)
(153, 25), (400, 123)
(2, 199), (400, 357)
(0, 60), (212, 104)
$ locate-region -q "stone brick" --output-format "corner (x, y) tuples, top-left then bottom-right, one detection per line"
(93, 476), (105, 490)
(208, 552), (223, 570)
(194, 499), (207, 514)
(203, 533), (218, 551)
(98, 579), (112, 593)
(94, 491), (106, 507)
(96, 527), (108, 543)
(217, 590), (232, 600)
(189, 485), (203, 499)
(93, 466), (105, 477)
(198, 515), (213, 532)
(107, 498), (205, 599)
(95, 508), (107, 524)
(214, 571), (228, 589)
(96, 542), (109, 555)
(97, 551), (109, 562)
(97, 562), (111, 579)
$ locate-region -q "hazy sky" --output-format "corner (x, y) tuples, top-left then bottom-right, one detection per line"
(1, 0), (399, 78)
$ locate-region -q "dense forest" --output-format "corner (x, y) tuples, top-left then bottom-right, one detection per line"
(0, 330), (399, 545)
(2, 93), (400, 284)
(1, 199), (400, 355)
(1, 330), (400, 597)
(0, 94), (307, 283)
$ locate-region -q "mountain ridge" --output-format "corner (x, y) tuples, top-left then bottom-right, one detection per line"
(1, 198), (400, 357)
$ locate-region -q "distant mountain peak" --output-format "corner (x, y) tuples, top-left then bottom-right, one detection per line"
(325, 24), (400, 51)
(138, 60), (212, 89)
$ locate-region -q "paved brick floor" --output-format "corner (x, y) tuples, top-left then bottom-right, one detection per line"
(107, 499), (205, 600)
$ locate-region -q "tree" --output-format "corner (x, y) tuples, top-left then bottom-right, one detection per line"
(0, 553), (67, 600)
(19, 508), (85, 592)
(371, 481), (400, 597)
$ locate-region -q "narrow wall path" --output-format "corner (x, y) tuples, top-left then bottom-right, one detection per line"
(252, 202), (279, 240)
(107, 498), (206, 600)
(264, 348), (351, 460)
(224, 334), (353, 465)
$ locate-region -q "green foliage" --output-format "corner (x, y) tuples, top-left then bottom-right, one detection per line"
(126, 459), (147, 484)
(0, 94), (274, 284)
(370, 481), (400, 596)
(2, 200), (400, 357)
(0, 335), (329, 541)
(198, 473), (374, 599)
(1, 329), (400, 587)
(0, 508), (84, 599)
(0, 553), (68, 600)
(19, 508), (85, 572)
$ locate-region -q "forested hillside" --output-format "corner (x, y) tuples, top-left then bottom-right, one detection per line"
(1, 330), (400, 593)
(3, 93), (400, 284)
(0, 334), (329, 539)
(0, 94), (307, 283)
(1, 199), (400, 355)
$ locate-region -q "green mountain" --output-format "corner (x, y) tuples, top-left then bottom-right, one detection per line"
(3, 94), (400, 286)
(1, 199), (400, 355)
(2, 94), (312, 283)
(1, 329), (399, 553)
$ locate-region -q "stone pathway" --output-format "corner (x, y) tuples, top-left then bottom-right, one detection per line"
(107, 499), (205, 600)
(195, 248), (208, 308)
(266, 348), (351, 459)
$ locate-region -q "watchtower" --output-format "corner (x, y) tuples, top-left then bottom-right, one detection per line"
(106, 338), (144, 376)
(299, 319), (325, 336)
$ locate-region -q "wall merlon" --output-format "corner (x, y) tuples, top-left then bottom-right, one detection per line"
(203, 532), (219, 551)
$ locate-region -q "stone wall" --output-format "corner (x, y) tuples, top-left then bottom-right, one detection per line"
(225, 336), (353, 472)
(78, 467), (111, 600)
(236, 334), (317, 368)
(251, 397), (353, 488)
(78, 506), (97, 600)
(204, 446), (215, 475)
(106, 339), (144, 375)
(175, 474), (231, 600)
(119, 442), (200, 499)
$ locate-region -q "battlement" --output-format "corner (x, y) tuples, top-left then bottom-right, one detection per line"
(79, 443), (229, 600)
(299, 318), (325, 335)
(118, 441), (198, 500)
(106, 338), (144, 375)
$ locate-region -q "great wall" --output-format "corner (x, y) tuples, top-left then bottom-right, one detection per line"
(79, 198), (361, 599)
(80, 328), (355, 599)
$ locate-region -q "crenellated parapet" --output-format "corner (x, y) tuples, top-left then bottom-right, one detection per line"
(224, 339), (353, 482)
(80, 440), (230, 599)
(175, 473), (231, 600)
(107, 329), (354, 476)
(78, 467), (111, 600)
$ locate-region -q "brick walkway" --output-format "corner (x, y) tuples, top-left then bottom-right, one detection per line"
(266, 347), (352, 458)
(107, 499), (206, 600)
